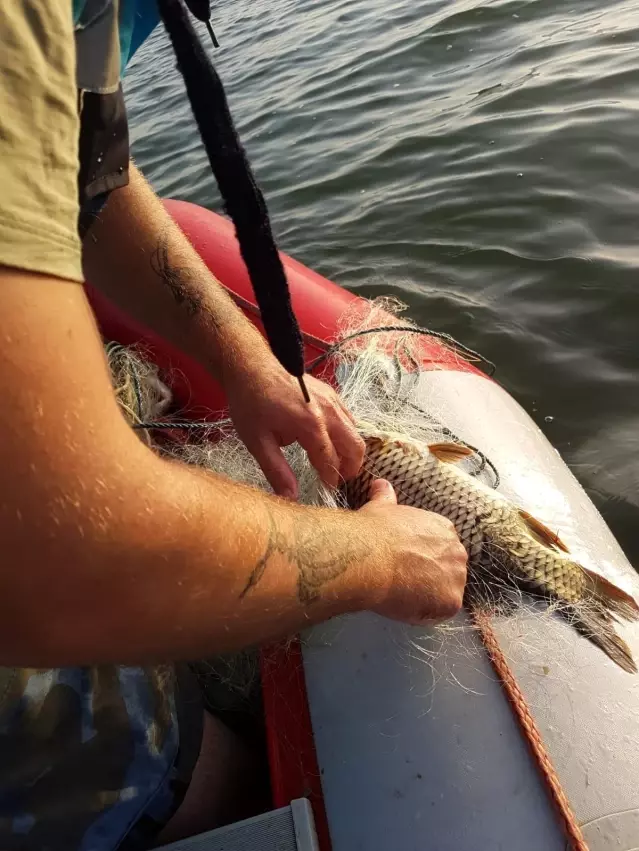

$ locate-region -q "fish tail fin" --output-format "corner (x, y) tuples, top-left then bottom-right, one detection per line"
(583, 568), (639, 623)
(568, 602), (638, 674)
(566, 569), (639, 673)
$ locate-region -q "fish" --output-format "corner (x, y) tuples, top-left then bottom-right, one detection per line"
(344, 430), (639, 673)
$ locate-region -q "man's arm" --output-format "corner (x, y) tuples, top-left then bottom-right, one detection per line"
(0, 267), (467, 668)
(82, 165), (365, 499)
(0, 0), (465, 668)
(83, 163), (259, 383)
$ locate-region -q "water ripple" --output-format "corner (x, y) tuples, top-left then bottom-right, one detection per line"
(126, 0), (639, 561)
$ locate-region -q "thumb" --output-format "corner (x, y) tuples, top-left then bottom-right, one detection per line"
(248, 435), (299, 500)
(366, 478), (397, 505)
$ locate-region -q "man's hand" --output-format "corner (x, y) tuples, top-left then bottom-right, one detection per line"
(225, 361), (365, 500)
(83, 164), (364, 496)
(359, 479), (468, 624)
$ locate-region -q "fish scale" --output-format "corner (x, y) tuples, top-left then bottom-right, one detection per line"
(344, 430), (639, 674)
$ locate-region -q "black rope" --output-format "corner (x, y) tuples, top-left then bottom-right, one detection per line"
(133, 418), (231, 431)
(307, 325), (496, 376)
(157, 0), (309, 402)
(407, 403), (501, 489)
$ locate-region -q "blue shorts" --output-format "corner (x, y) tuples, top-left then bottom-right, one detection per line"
(0, 664), (203, 850)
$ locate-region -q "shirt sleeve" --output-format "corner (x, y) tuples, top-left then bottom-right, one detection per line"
(0, 1), (83, 282)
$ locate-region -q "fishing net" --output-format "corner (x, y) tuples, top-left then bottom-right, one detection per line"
(104, 299), (507, 699)
(106, 299), (632, 695)
(107, 298), (497, 507)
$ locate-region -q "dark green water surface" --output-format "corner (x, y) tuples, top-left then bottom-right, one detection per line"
(126, 0), (639, 563)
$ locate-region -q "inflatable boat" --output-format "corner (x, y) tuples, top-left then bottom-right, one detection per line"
(88, 200), (639, 851)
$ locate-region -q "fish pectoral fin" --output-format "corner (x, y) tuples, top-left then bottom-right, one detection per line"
(583, 568), (639, 621)
(518, 510), (570, 553)
(428, 442), (475, 463)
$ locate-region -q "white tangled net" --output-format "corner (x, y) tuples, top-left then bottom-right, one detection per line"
(106, 299), (581, 699)
(107, 299), (494, 499)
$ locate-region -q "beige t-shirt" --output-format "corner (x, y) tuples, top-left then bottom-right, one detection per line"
(0, 1), (83, 282)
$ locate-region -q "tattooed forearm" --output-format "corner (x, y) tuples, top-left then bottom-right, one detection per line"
(239, 507), (286, 599)
(240, 506), (367, 605)
(150, 229), (204, 317)
(292, 518), (363, 604)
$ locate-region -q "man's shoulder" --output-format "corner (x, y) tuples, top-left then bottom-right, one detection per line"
(0, 0), (83, 283)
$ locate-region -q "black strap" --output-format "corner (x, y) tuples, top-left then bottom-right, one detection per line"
(183, 0), (219, 46)
(157, 0), (307, 382)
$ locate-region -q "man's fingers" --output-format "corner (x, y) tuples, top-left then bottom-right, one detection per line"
(308, 379), (363, 481)
(298, 404), (362, 487)
(366, 478), (397, 505)
(311, 375), (358, 428)
(249, 436), (299, 500)
(303, 424), (341, 489)
(333, 394), (358, 426)
(328, 413), (365, 481)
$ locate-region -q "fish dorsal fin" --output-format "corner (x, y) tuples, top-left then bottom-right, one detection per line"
(519, 510), (570, 553)
(428, 442), (475, 463)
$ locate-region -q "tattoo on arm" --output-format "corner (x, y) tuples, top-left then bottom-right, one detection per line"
(150, 229), (204, 317)
(239, 507), (284, 599)
(240, 506), (365, 605)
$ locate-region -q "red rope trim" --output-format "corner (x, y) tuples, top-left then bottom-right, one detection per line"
(472, 609), (589, 851)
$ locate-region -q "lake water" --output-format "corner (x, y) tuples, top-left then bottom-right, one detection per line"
(126, 0), (639, 564)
